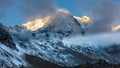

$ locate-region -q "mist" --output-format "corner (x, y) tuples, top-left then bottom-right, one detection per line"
(20, 0), (56, 21)
(76, 0), (120, 33)
(63, 32), (120, 48)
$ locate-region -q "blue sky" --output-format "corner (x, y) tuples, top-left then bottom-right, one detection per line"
(0, 7), (24, 26)
(0, 0), (85, 26)
(0, 0), (120, 26)
(56, 0), (82, 16)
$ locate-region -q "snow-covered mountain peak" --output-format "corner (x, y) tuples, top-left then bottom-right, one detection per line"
(0, 10), (120, 68)
(22, 9), (86, 35)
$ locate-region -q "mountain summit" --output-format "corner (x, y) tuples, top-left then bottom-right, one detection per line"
(0, 11), (120, 68)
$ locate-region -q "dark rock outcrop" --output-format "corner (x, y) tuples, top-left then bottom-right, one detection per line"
(25, 54), (120, 68)
(75, 60), (120, 68)
(25, 54), (64, 68)
(0, 23), (17, 50)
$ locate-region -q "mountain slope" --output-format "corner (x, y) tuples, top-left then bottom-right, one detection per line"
(0, 11), (87, 67)
(0, 11), (120, 68)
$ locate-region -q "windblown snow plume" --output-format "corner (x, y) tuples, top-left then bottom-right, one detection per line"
(23, 8), (88, 32)
(57, 8), (70, 14)
(21, 0), (56, 21)
(76, 0), (120, 33)
(23, 16), (51, 31)
(112, 25), (120, 31)
(74, 16), (92, 23)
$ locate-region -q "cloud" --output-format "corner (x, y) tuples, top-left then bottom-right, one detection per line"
(63, 32), (120, 48)
(23, 16), (51, 31)
(91, 0), (120, 33)
(74, 16), (92, 23)
(23, 9), (70, 31)
(57, 8), (70, 14)
(112, 25), (120, 31)
(76, 0), (120, 33)
(0, 0), (56, 22)
(20, 0), (56, 21)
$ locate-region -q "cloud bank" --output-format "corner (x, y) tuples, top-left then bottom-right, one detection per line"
(76, 0), (120, 33)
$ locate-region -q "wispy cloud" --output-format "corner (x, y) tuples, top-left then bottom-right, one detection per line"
(20, 0), (56, 21)
(76, 0), (120, 33)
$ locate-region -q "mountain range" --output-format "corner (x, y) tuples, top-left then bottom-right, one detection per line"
(0, 11), (120, 68)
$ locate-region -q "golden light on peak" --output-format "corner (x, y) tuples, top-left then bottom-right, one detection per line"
(74, 16), (91, 23)
(23, 16), (51, 31)
(112, 25), (120, 31)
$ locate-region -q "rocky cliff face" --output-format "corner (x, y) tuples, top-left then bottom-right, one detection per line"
(0, 24), (17, 50)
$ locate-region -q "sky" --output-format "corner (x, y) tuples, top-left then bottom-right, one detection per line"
(0, 0), (120, 26)
(56, 0), (82, 16)
(0, 0), (89, 26)
(0, 0), (87, 26)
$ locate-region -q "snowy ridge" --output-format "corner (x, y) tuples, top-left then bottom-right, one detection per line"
(62, 33), (120, 64)
(0, 12), (120, 68)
